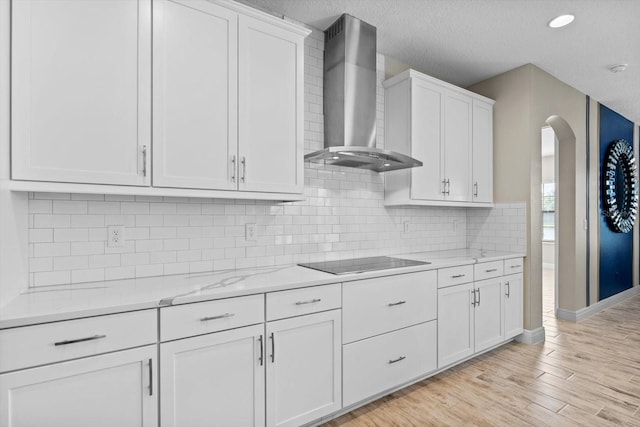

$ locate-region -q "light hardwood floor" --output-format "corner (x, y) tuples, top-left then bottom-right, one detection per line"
(324, 269), (640, 426)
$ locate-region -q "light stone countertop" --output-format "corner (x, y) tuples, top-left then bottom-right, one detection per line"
(0, 249), (524, 329)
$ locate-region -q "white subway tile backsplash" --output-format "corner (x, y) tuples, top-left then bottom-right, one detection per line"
(72, 268), (105, 284)
(52, 200), (88, 214)
(25, 28), (526, 287)
(54, 256), (88, 271)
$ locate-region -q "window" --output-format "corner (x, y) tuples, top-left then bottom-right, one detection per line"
(542, 183), (555, 241)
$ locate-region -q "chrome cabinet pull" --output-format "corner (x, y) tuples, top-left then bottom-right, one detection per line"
(485, 268), (498, 273)
(452, 274), (465, 279)
(148, 358), (153, 396)
(442, 179), (447, 195)
(200, 313), (235, 322)
(388, 300), (406, 307)
(231, 155), (236, 183)
(258, 335), (264, 366)
(506, 281), (511, 298)
(445, 178), (451, 195)
(54, 334), (107, 346)
(510, 265), (522, 269)
(477, 288), (481, 306)
(295, 298), (321, 306)
(269, 332), (275, 363)
(389, 356), (406, 364)
(474, 181), (478, 198)
(471, 289), (476, 306)
(240, 156), (246, 183)
(142, 145), (148, 177)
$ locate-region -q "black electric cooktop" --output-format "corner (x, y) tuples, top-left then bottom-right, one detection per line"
(298, 256), (429, 275)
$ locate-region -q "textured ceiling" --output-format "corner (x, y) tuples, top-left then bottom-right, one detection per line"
(240, 0), (640, 123)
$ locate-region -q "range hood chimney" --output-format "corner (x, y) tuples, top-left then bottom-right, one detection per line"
(304, 14), (422, 172)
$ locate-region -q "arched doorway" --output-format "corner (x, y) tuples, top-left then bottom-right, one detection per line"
(543, 115), (577, 318)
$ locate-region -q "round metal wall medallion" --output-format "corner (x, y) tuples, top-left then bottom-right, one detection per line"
(602, 139), (638, 233)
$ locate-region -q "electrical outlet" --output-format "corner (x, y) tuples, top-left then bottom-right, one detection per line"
(107, 225), (125, 248)
(245, 223), (257, 241)
(403, 221), (410, 232)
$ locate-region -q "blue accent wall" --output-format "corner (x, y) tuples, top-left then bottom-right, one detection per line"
(599, 104), (634, 300)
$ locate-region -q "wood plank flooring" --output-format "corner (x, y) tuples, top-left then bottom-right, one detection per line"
(323, 269), (640, 426)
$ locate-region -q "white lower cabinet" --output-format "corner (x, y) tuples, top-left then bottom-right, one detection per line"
(437, 279), (503, 368)
(437, 282), (475, 368)
(343, 321), (437, 407)
(504, 273), (524, 339)
(0, 345), (157, 427)
(266, 310), (342, 427)
(160, 324), (265, 427)
(473, 278), (504, 353)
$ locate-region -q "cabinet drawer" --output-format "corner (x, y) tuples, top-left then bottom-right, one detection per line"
(0, 310), (156, 373)
(438, 265), (474, 288)
(474, 260), (504, 281)
(343, 321), (437, 407)
(343, 271), (436, 344)
(266, 283), (341, 321)
(504, 257), (523, 274)
(161, 294), (264, 342)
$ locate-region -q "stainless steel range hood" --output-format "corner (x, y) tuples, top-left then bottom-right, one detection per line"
(304, 14), (422, 172)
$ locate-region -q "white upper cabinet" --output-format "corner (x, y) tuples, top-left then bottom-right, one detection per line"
(11, 0), (151, 186)
(472, 99), (494, 203)
(153, 0), (238, 190)
(11, 0), (308, 200)
(238, 15), (304, 194)
(409, 78), (444, 201)
(443, 90), (473, 202)
(384, 69), (494, 207)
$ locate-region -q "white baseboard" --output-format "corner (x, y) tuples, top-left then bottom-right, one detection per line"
(556, 285), (640, 322)
(516, 327), (545, 345)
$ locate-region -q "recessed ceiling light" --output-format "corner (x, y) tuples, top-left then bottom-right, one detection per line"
(608, 64), (628, 73)
(548, 14), (575, 28)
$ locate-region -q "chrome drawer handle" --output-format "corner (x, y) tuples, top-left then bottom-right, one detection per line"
(510, 265), (521, 269)
(452, 274), (465, 278)
(295, 298), (321, 305)
(54, 334), (107, 346)
(485, 268), (498, 273)
(200, 313), (235, 322)
(388, 301), (407, 307)
(389, 356), (406, 364)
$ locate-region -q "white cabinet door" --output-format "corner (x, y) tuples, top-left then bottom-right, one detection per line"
(266, 310), (341, 427)
(504, 273), (524, 339)
(472, 99), (494, 203)
(0, 345), (156, 427)
(437, 282), (474, 368)
(474, 278), (504, 353)
(160, 324), (265, 427)
(238, 15), (304, 194)
(153, 0), (238, 190)
(11, 0), (151, 186)
(411, 79), (444, 201)
(443, 90), (472, 202)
